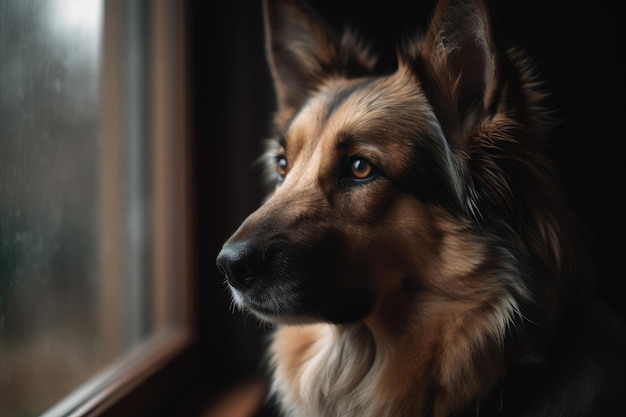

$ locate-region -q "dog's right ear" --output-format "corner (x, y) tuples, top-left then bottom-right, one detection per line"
(263, 0), (377, 118)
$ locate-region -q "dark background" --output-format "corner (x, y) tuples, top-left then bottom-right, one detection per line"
(187, 0), (625, 415)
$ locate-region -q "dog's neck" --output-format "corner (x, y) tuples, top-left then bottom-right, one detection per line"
(269, 298), (508, 417)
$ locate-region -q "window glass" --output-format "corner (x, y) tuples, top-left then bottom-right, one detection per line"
(0, 1), (185, 415)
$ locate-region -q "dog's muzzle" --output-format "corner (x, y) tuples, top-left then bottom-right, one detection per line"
(216, 241), (265, 290)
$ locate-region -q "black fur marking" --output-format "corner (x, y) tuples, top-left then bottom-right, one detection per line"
(324, 79), (376, 121)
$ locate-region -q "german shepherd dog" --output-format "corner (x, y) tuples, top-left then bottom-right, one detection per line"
(216, 0), (626, 415)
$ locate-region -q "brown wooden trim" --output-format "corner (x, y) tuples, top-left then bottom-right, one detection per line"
(152, 0), (175, 330)
(71, 329), (192, 417)
(99, 0), (125, 361)
(47, 1), (194, 416)
(149, 0), (195, 336)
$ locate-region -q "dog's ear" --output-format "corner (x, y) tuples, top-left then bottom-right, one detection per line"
(263, 0), (377, 117)
(402, 0), (505, 144)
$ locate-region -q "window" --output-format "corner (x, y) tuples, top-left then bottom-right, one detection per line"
(0, 1), (191, 416)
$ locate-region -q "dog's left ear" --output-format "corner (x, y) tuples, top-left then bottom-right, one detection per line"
(402, 0), (505, 143)
(263, 0), (377, 118)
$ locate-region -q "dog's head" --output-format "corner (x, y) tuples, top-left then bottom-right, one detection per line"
(217, 0), (574, 330)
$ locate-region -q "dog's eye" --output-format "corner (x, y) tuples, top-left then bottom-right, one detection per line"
(339, 156), (379, 186)
(277, 155), (288, 183)
(349, 157), (374, 180)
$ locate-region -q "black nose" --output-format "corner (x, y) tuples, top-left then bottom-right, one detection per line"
(216, 241), (265, 290)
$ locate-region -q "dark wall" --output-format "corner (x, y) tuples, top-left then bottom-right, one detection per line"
(189, 0), (625, 397)
(188, 0), (273, 393)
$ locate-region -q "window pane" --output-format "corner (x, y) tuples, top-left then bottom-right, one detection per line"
(0, 1), (186, 415)
(0, 1), (104, 414)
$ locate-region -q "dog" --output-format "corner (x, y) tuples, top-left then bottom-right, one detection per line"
(216, 0), (626, 415)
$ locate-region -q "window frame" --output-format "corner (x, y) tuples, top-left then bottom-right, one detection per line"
(39, 1), (195, 416)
